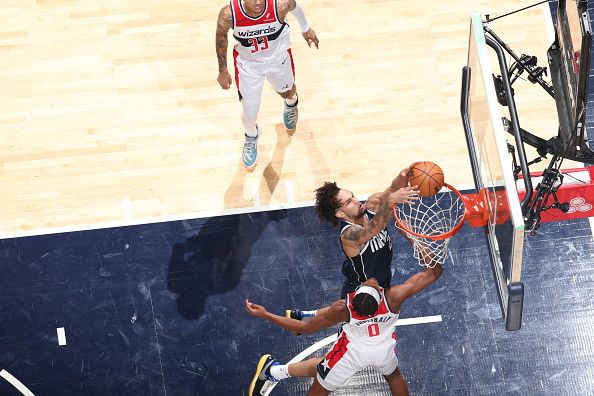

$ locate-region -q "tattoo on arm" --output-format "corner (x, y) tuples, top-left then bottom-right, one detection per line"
(363, 201), (392, 236)
(216, 7), (232, 72)
(342, 224), (363, 242)
(342, 201), (392, 244)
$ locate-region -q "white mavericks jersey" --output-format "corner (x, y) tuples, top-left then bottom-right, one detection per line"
(342, 289), (399, 346)
(230, 0), (291, 62)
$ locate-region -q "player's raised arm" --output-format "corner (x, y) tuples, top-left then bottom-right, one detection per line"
(387, 262), (443, 311)
(245, 299), (348, 334)
(215, 5), (233, 90)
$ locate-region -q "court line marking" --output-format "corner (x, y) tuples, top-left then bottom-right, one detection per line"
(395, 315), (443, 326)
(284, 180), (295, 204)
(0, 369), (36, 396)
(251, 183), (262, 208)
(263, 315), (442, 395)
(57, 327), (67, 346)
(0, 184), (477, 240)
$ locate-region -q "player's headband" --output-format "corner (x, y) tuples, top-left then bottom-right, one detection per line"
(355, 285), (381, 305)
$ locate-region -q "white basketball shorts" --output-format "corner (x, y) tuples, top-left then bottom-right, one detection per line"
(233, 48), (295, 102)
(315, 332), (399, 391)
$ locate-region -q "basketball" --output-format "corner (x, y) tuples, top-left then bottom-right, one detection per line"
(409, 162), (445, 197)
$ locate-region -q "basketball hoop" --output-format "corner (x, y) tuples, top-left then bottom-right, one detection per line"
(393, 183), (467, 268)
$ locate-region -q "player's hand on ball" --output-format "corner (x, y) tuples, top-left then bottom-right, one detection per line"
(388, 186), (420, 206)
(402, 161), (422, 180)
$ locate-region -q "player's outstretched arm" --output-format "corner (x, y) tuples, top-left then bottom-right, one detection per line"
(245, 299), (348, 334)
(215, 6), (233, 89)
(388, 263), (443, 310)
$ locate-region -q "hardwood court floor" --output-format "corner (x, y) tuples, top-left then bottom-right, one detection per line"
(0, 1), (576, 236)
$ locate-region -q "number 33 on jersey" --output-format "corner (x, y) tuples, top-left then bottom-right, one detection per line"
(231, 0), (291, 61)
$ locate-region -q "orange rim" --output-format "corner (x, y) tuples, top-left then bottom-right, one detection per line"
(393, 182), (466, 241)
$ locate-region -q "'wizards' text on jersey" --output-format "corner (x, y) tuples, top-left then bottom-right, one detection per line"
(230, 0), (291, 62)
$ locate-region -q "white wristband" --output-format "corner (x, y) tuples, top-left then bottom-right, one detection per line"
(291, 3), (310, 33)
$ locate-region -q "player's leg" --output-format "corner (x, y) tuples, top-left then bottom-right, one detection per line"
(248, 355), (322, 396)
(315, 333), (360, 394)
(267, 48), (298, 130)
(384, 367), (409, 396)
(288, 357), (323, 376)
(235, 51), (265, 168)
(374, 345), (409, 396)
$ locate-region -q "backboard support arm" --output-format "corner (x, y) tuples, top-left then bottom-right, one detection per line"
(483, 33), (534, 212)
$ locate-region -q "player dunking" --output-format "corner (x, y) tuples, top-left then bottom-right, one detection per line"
(245, 259), (443, 395)
(286, 165), (420, 328)
(315, 163), (420, 297)
(215, 0), (319, 169)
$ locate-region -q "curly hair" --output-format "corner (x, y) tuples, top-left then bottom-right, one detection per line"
(314, 182), (342, 226)
(352, 292), (379, 316)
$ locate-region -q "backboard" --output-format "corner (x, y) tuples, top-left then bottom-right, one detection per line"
(461, 12), (526, 331)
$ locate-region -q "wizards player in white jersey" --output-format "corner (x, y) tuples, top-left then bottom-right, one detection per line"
(245, 260), (443, 396)
(215, 0), (319, 169)
(315, 286), (400, 392)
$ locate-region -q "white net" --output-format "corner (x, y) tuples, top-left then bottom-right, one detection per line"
(394, 185), (466, 268)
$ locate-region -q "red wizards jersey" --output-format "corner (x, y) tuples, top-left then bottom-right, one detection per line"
(342, 289), (399, 346)
(230, 0), (291, 62)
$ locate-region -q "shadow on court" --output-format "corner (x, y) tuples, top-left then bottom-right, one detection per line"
(166, 210), (287, 319)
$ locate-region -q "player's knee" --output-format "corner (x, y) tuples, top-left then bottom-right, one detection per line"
(289, 85), (297, 97)
(279, 84), (296, 97)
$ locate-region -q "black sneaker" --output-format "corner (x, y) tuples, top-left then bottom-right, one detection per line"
(248, 354), (278, 396)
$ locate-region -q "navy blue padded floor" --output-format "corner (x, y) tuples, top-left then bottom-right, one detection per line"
(1, 206), (594, 395)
